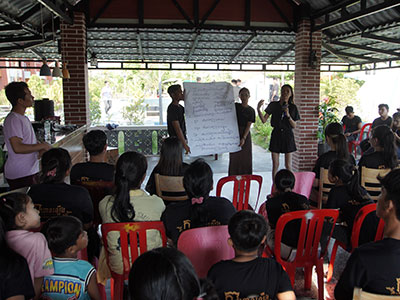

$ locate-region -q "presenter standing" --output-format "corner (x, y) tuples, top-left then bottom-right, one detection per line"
(167, 84), (190, 154)
(229, 88), (255, 176)
(257, 84), (300, 181)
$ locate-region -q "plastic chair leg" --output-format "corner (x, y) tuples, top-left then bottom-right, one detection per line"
(112, 278), (124, 300)
(327, 241), (339, 283)
(316, 261), (325, 300)
(304, 266), (312, 290)
(110, 278), (114, 300)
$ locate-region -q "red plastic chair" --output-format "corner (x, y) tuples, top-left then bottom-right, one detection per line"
(348, 123), (372, 159)
(263, 209), (339, 300)
(327, 203), (384, 282)
(270, 171), (315, 198)
(101, 222), (167, 300)
(216, 175), (263, 210)
(177, 225), (234, 278)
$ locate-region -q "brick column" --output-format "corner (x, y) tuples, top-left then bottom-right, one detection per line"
(292, 19), (322, 171)
(61, 12), (89, 126)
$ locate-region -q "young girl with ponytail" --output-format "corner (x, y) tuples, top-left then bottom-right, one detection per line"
(358, 125), (398, 175)
(161, 159), (236, 245)
(98, 151), (165, 283)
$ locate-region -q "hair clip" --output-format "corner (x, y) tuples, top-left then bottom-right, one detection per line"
(2, 198), (6, 202)
(194, 293), (206, 300)
(47, 168), (57, 177)
(191, 197), (204, 205)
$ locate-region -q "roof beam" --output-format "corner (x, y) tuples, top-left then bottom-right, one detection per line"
(322, 42), (356, 63)
(0, 25), (23, 32)
(138, 0), (144, 26)
(199, 0), (220, 27)
(172, 0), (194, 26)
(34, 0), (73, 24)
(136, 32), (144, 61)
(228, 32), (256, 63)
(0, 35), (44, 44)
(245, 0), (251, 27)
(269, 0), (293, 29)
(194, 0), (199, 26)
(312, 0), (359, 19)
(313, 0), (400, 32)
(89, 0), (113, 27)
(0, 38), (52, 55)
(186, 30), (200, 62)
(361, 32), (400, 45)
(329, 40), (400, 57)
(267, 44), (294, 64)
(0, 11), (41, 36)
(18, 3), (41, 23)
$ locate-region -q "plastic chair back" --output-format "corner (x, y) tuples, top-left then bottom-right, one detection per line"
(101, 222), (167, 300)
(177, 225), (234, 278)
(216, 175), (263, 210)
(271, 171), (315, 199)
(353, 287), (400, 300)
(317, 168), (334, 209)
(273, 209), (339, 300)
(154, 174), (188, 202)
(74, 180), (115, 226)
(361, 167), (390, 201)
(349, 123), (372, 158)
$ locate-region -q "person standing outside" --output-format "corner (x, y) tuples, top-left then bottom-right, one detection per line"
(101, 81), (112, 115)
(167, 84), (190, 154)
(341, 106), (362, 142)
(270, 77), (280, 102)
(229, 88), (255, 176)
(3, 81), (51, 190)
(257, 84), (300, 181)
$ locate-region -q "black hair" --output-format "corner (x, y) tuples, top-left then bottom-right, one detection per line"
(274, 169), (295, 193)
(111, 151), (147, 222)
(129, 247), (218, 300)
(231, 79), (237, 84)
(156, 137), (183, 176)
(371, 125), (398, 169)
(228, 210), (267, 252)
(183, 159), (213, 228)
(345, 106), (354, 114)
(281, 84), (294, 104)
(239, 87), (250, 96)
(167, 84), (181, 98)
(42, 216), (83, 255)
(82, 130), (107, 156)
(378, 104), (389, 111)
(329, 159), (370, 203)
(325, 122), (349, 160)
(5, 81), (28, 107)
(0, 193), (30, 230)
(40, 148), (72, 183)
(392, 112), (400, 130)
(378, 169), (400, 221)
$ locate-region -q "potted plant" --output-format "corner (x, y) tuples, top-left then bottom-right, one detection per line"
(317, 97), (339, 156)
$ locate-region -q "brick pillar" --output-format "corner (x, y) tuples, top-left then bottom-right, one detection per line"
(292, 19), (322, 171)
(61, 12), (89, 126)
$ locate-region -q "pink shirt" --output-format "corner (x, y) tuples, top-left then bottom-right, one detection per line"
(6, 230), (54, 284)
(3, 112), (39, 179)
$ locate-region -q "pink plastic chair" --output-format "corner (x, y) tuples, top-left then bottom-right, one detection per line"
(270, 171), (315, 199)
(216, 175), (263, 210)
(177, 225), (234, 278)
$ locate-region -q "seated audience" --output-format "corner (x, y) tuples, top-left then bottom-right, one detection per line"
(70, 130), (114, 184)
(358, 125), (398, 177)
(28, 148), (93, 227)
(372, 104), (392, 128)
(41, 216), (100, 300)
(327, 159), (375, 246)
(313, 122), (355, 186)
(161, 159), (236, 245)
(392, 112), (400, 159)
(341, 106), (362, 142)
(0, 193), (54, 299)
(335, 168), (400, 299)
(0, 216), (35, 300)
(129, 247), (218, 300)
(97, 151), (165, 284)
(145, 136), (188, 197)
(208, 210), (295, 300)
(263, 169), (309, 260)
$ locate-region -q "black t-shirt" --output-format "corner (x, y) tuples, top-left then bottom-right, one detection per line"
(208, 257), (293, 300)
(235, 103), (255, 128)
(372, 117), (392, 128)
(335, 238), (400, 300)
(341, 115), (362, 133)
(327, 185), (376, 245)
(145, 163), (189, 196)
(29, 182), (94, 224)
(265, 191), (309, 248)
(167, 103), (186, 138)
(70, 162), (114, 184)
(264, 102), (300, 129)
(313, 151), (356, 179)
(0, 255), (35, 300)
(161, 196), (236, 244)
(358, 151), (386, 171)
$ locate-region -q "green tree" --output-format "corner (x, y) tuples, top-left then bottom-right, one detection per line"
(122, 98), (147, 125)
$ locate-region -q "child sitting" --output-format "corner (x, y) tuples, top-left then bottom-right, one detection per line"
(263, 169), (309, 260)
(41, 216), (101, 300)
(208, 210), (295, 300)
(0, 192), (54, 299)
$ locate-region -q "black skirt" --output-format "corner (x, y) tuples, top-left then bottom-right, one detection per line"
(229, 127), (252, 176)
(269, 127), (297, 153)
